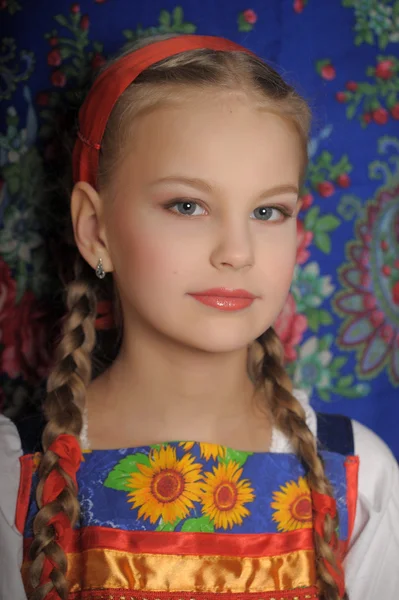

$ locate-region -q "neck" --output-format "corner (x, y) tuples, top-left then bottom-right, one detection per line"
(102, 331), (257, 417)
(86, 322), (272, 449)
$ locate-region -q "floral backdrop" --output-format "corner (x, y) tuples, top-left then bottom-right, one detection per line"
(1, 0), (399, 456)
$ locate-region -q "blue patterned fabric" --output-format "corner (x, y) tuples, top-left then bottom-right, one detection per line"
(1, 1), (399, 455)
(23, 443), (352, 540)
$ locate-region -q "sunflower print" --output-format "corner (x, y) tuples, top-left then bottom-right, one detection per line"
(200, 460), (255, 530)
(179, 441), (226, 461)
(271, 476), (312, 532)
(126, 445), (204, 524)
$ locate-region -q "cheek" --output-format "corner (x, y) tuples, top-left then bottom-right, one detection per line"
(257, 225), (297, 283)
(109, 216), (193, 294)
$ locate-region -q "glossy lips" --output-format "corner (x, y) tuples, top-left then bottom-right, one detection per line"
(188, 288), (256, 311)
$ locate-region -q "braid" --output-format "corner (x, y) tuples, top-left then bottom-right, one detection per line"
(29, 280), (97, 600)
(254, 328), (348, 600)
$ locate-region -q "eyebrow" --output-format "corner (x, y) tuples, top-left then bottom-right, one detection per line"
(148, 176), (299, 199)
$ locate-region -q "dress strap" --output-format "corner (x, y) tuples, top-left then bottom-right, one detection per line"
(14, 411), (45, 454)
(316, 412), (355, 455)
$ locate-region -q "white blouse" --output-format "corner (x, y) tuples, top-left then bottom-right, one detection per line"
(1, 390), (398, 600)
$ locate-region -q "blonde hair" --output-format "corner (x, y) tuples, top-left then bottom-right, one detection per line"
(29, 34), (346, 600)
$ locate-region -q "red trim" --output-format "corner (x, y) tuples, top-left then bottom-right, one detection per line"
(340, 455), (360, 558)
(69, 587), (320, 600)
(15, 456), (33, 535)
(24, 525), (314, 558)
(345, 456), (360, 542)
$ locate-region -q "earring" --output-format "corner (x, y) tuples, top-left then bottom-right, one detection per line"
(95, 257), (105, 279)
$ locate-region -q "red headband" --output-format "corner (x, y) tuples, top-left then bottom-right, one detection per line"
(72, 35), (255, 188)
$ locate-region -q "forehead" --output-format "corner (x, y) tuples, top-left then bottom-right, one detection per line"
(116, 91), (303, 192)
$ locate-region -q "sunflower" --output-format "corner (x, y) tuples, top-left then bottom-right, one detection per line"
(271, 476), (312, 532)
(126, 445), (204, 524)
(200, 460), (255, 530)
(179, 441), (226, 461)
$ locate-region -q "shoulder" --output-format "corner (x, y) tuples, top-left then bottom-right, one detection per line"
(345, 420), (399, 597)
(0, 415), (27, 598)
(352, 419), (398, 509)
(0, 412), (22, 454)
(0, 413), (23, 527)
(291, 390), (397, 475)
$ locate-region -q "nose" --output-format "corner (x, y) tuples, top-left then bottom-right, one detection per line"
(210, 216), (255, 271)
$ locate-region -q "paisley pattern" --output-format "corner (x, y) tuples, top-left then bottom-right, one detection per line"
(1, 1), (399, 459)
(334, 142), (399, 384)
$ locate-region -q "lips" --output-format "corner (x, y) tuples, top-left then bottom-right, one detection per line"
(188, 288), (257, 311)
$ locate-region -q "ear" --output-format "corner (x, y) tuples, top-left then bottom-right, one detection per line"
(70, 181), (114, 273)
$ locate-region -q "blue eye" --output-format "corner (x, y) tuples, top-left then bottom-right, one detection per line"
(252, 206), (290, 222)
(167, 201), (206, 216)
(253, 207), (274, 220)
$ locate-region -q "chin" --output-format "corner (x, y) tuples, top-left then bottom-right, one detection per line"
(175, 319), (268, 355)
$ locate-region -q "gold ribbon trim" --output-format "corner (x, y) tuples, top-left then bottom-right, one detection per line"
(23, 548), (316, 593)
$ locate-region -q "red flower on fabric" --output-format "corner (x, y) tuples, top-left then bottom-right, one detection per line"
(375, 60), (394, 80)
(362, 112), (372, 124)
(296, 220), (313, 265)
(345, 81), (358, 92)
(47, 49), (62, 67)
(80, 14), (90, 30)
(243, 9), (257, 24)
(1, 290), (51, 382)
(274, 293), (308, 362)
(393, 282), (399, 306)
(391, 104), (399, 120)
(335, 91), (348, 103)
(321, 64), (336, 81)
(293, 0), (305, 13)
(300, 193), (314, 211)
(317, 181), (335, 197)
(372, 108), (389, 125)
(336, 174), (351, 188)
(51, 70), (67, 87)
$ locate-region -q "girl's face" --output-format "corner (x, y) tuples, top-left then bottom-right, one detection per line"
(102, 91), (303, 353)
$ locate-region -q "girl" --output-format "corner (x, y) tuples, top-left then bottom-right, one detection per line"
(1, 33), (398, 600)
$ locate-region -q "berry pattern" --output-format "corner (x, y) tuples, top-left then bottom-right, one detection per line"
(1, 1), (399, 459)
